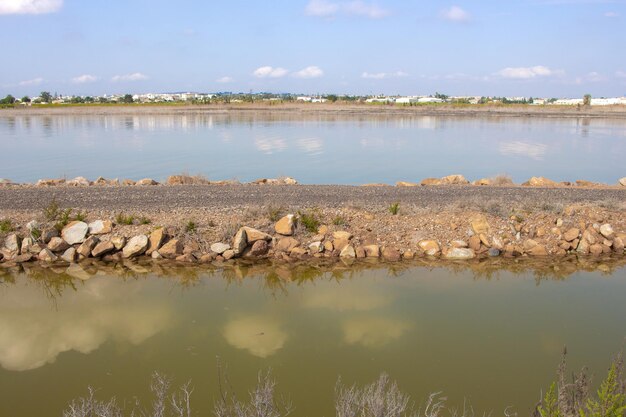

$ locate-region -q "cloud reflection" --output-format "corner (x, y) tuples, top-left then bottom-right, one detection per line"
(223, 316), (288, 358)
(0, 278), (172, 371)
(499, 140), (547, 161)
(342, 317), (410, 348)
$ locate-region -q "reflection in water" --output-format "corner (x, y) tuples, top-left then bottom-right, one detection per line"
(1, 113), (625, 184)
(223, 315), (288, 358)
(342, 317), (411, 348)
(303, 284), (392, 311)
(0, 277), (173, 371)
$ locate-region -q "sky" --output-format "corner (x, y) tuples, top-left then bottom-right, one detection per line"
(1, 0), (625, 98)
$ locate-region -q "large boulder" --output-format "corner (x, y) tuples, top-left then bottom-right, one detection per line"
(600, 224), (614, 239)
(159, 239), (184, 259)
(88, 220), (113, 235)
(38, 248), (58, 262)
(619, 177), (626, 187)
(92, 241), (115, 258)
(47, 237), (70, 253)
(61, 221), (89, 245)
(67, 176), (90, 186)
(418, 240), (440, 256)
(122, 235), (149, 258)
(241, 227), (272, 243)
(61, 247), (77, 263)
(232, 228), (248, 255)
(382, 247), (402, 262)
(275, 237), (299, 253)
(563, 228), (580, 242)
(210, 242), (231, 255)
(340, 245), (356, 258)
(146, 228), (165, 255)
(396, 181), (419, 187)
(363, 244), (380, 258)
(4, 234), (20, 253)
(77, 236), (99, 257)
(440, 174), (469, 185)
(275, 215), (296, 236)
(247, 240), (269, 257)
(522, 177), (559, 187)
(470, 215), (490, 235)
(135, 178), (159, 186)
(444, 248), (476, 259)
(420, 178), (442, 186)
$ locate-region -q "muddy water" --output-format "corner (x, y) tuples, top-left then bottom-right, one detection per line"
(0, 259), (625, 416)
(1, 113), (625, 184)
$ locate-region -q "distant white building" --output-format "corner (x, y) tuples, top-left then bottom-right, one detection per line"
(296, 96), (312, 102)
(395, 96), (418, 104)
(417, 97), (444, 103)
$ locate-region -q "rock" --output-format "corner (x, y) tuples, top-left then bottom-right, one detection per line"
(590, 244), (604, 256)
(47, 237), (70, 252)
(323, 241), (334, 252)
(41, 228), (59, 244)
(199, 253), (215, 263)
(619, 177), (626, 186)
(26, 220), (40, 233)
(600, 224), (614, 239)
(77, 236), (99, 257)
(396, 181), (419, 187)
(309, 241), (324, 253)
(472, 178), (492, 186)
(363, 244), (380, 258)
(88, 220), (113, 235)
(223, 250), (236, 260)
(333, 231), (353, 241)
(479, 233), (491, 246)
(340, 245), (356, 258)
(4, 234), (20, 253)
(21, 237), (34, 253)
(556, 219), (564, 227)
(523, 239), (538, 251)
(0, 178), (13, 186)
(61, 247), (77, 263)
(275, 214), (296, 236)
(233, 228), (248, 255)
(451, 240), (468, 248)
(14, 253), (33, 263)
(333, 238), (350, 251)
(582, 229), (598, 245)
(27, 243), (44, 254)
(61, 221), (89, 245)
(248, 240), (269, 257)
(136, 178), (158, 186)
(575, 180), (602, 187)
(122, 179), (136, 186)
(276, 237), (299, 253)
(92, 241), (115, 257)
(318, 225), (329, 235)
(38, 248), (58, 262)
(281, 177), (298, 185)
(67, 176), (90, 186)
(470, 215), (490, 235)
(418, 240), (440, 256)
(242, 227), (272, 243)
(159, 239), (183, 259)
(355, 246), (366, 258)
(290, 247), (308, 257)
(382, 247), (401, 262)
(522, 177), (559, 187)
(577, 239), (590, 255)
(122, 235), (149, 258)
(176, 254), (196, 263)
(111, 236), (126, 250)
(440, 174), (469, 185)
(403, 250), (415, 260)
(151, 251), (163, 259)
(146, 228), (165, 255)
(528, 245), (548, 256)
(563, 228), (580, 242)
(36, 178), (65, 187)
(491, 236), (504, 250)
(468, 235), (481, 251)
(488, 248), (501, 257)
(420, 178), (442, 186)
(211, 242), (231, 254)
(444, 248), (476, 259)
(613, 237), (624, 253)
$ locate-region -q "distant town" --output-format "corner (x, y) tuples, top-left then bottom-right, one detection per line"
(1, 91), (626, 107)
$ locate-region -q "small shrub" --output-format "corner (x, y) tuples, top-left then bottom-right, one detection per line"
(267, 206), (285, 222)
(43, 199), (60, 222)
(139, 216), (151, 225)
(0, 219), (13, 233)
(388, 202), (400, 215)
(115, 212), (134, 225)
(74, 211), (87, 222)
(490, 173), (514, 186)
(333, 216), (347, 226)
(298, 211), (320, 233)
(185, 220), (197, 233)
(30, 227), (42, 240)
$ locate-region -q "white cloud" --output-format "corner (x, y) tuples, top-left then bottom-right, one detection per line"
(361, 71), (408, 79)
(499, 140), (548, 161)
(111, 72), (148, 82)
(496, 65), (562, 79)
(440, 5), (471, 22)
(253, 66), (288, 78)
(586, 71), (605, 82)
(616, 71), (626, 78)
(604, 11), (619, 17)
(292, 66), (324, 79)
(305, 0), (389, 19)
(305, 0), (339, 17)
(216, 76), (234, 83)
(71, 74), (98, 84)
(0, 0), (62, 15)
(223, 316), (287, 358)
(18, 77), (43, 86)
(342, 317), (410, 348)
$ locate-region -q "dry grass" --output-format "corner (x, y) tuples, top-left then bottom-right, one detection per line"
(490, 174), (515, 186)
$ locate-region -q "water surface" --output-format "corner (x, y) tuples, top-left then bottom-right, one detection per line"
(1, 261), (625, 416)
(1, 113), (625, 184)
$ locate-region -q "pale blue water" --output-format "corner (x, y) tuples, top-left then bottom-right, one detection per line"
(1, 112), (625, 184)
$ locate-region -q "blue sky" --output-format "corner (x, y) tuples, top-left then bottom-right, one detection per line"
(1, 0), (625, 97)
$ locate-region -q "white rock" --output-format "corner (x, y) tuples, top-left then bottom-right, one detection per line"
(88, 220), (113, 235)
(600, 224), (614, 239)
(211, 242), (231, 254)
(122, 235), (149, 258)
(61, 221), (89, 245)
(444, 248), (476, 259)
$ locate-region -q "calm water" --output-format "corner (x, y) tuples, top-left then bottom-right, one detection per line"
(1, 262), (626, 416)
(1, 113), (625, 184)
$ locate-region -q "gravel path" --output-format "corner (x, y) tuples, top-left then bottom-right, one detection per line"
(1, 185), (624, 211)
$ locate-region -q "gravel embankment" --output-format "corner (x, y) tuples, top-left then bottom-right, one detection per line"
(1, 185), (625, 211)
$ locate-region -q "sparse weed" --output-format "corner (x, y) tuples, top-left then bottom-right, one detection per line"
(388, 202), (400, 215)
(74, 211), (87, 222)
(185, 220), (197, 233)
(298, 211), (320, 233)
(490, 173), (514, 186)
(30, 227), (42, 240)
(0, 219), (13, 233)
(139, 216), (151, 225)
(267, 206), (285, 222)
(43, 199), (60, 222)
(115, 212), (135, 225)
(333, 216), (347, 226)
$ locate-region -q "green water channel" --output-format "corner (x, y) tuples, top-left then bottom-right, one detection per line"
(1, 259), (625, 416)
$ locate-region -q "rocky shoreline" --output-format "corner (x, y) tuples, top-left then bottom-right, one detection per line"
(1, 174), (626, 269)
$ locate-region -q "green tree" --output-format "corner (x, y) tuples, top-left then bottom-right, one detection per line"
(122, 94), (134, 103)
(40, 91), (52, 103)
(583, 94), (592, 106)
(21, 96), (31, 103)
(1, 94), (16, 104)
(325, 94), (338, 102)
